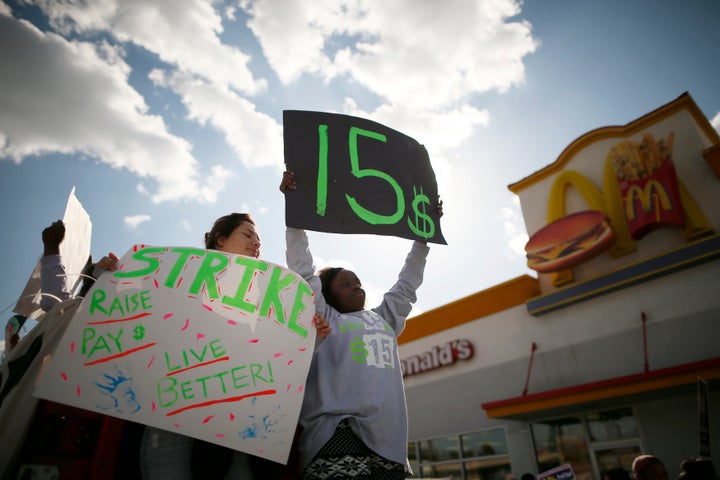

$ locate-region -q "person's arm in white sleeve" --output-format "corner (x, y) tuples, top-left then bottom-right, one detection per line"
(286, 227), (329, 313)
(373, 241), (429, 333)
(39, 220), (73, 311)
(40, 255), (73, 311)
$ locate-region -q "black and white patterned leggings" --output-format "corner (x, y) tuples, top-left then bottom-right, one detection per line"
(302, 420), (408, 480)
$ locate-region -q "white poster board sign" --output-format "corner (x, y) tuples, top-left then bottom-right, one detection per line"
(13, 187), (92, 319)
(34, 245), (317, 464)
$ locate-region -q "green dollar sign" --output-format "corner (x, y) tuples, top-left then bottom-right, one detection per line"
(133, 324), (145, 341)
(407, 186), (435, 239)
(350, 336), (368, 364)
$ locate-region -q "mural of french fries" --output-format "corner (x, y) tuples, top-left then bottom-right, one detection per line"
(610, 132), (675, 180)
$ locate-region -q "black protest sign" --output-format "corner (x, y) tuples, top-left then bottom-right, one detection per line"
(283, 111), (446, 244)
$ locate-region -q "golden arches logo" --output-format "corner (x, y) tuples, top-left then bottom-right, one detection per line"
(540, 131), (712, 286)
(624, 180), (673, 221)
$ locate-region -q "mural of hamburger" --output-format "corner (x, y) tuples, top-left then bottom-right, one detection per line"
(525, 210), (615, 273)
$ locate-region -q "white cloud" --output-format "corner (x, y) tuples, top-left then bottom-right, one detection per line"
(0, 2), (11, 16)
(712, 111), (720, 133)
(124, 214), (152, 229)
(0, 15), (223, 203)
(243, 0), (336, 84)
(342, 98), (489, 157)
(247, 0), (537, 110)
(28, 0), (266, 95)
(2, 0), (537, 209)
(203, 164), (234, 201)
(246, 0), (532, 166)
(150, 70), (284, 170)
(500, 196), (528, 260)
(225, 6), (237, 21)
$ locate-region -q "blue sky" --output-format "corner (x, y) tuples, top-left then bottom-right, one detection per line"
(2, 0), (720, 345)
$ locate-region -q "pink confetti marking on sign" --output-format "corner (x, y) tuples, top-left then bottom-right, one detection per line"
(180, 318), (190, 331)
(176, 277), (184, 288)
(202, 304), (213, 312)
(76, 385), (81, 396)
(248, 339), (259, 344)
(287, 360), (294, 366)
(202, 415), (214, 424)
(147, 356), (155, 369)
(286, 384), (292, 392)
(215, 433), (226, 438)
(227, 319), (237, 326)
(196, 333), (205, 341)
(152, 402), (156, 412)
(174, 423), (180, 428)
(154, 278), (159, 289)
(298, 385), (304, 393)
(60, 372), (68, 381)
(274, 352), (283, 358)
(299, 347), (307, 352)
(70, 342), (75, 353)
(229, 413), (235, 421)
(163, 313), (173, 319)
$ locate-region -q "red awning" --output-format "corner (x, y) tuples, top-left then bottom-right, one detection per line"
(482, 357), (720, 418)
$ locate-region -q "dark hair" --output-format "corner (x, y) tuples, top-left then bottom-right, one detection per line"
(204, 213), (255, 250)
(319, 267), (343, 308)
(679, 457), (719, 480)
(633, 456), (666, 479)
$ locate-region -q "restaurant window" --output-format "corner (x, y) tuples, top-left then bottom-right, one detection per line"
(587, 409), (638, 441)
(530, 407), (641, 480)
(409, 427), (511, 479)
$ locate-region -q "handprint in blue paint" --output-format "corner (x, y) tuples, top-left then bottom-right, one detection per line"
(94, 365), (141, 414)
(240, 406), (284, 440)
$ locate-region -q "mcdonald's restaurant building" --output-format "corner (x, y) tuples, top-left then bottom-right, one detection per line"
(398, 92), (720, 480)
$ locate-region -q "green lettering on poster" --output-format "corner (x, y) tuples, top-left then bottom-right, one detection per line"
(407, 185), (435, 239)
(346, 127), (404, 225)
(222, 257), (268, 312)
(188, 251), (229, 298)
(317, 124), (329, 216)
(114, 247), (165, 278)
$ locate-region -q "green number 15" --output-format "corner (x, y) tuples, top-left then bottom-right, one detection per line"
(316, 124), (405, 225)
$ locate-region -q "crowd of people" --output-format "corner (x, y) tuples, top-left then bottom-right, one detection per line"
(629, 454), (719, 480)
(2, 170), (442, 480)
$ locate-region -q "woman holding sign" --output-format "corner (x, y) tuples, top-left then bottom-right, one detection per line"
(281, 171), (440, 480)
(140, 212), (330, 480)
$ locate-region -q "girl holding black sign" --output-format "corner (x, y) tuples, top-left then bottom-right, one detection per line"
(281, 171), (441, 480)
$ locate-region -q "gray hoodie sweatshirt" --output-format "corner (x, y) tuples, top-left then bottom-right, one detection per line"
(285, 227), (429, 471)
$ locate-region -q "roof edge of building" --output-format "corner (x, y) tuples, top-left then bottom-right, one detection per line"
(399, 274), (540, 345)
